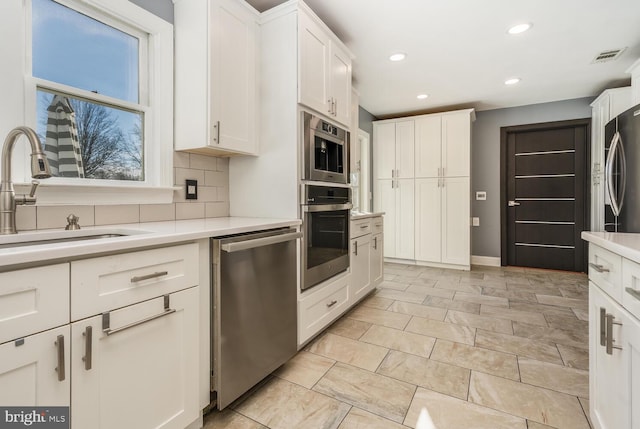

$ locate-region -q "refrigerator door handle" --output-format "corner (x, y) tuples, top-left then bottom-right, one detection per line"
(605, 131), (624, 217)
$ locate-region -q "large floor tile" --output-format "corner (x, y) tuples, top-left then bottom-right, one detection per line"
(573, 308), (589, 321)
(526, 422), (555, 429)
(337, 407), (407, 429)
(203, 409), (267, 429)
(359, 295), (394, 310)
(405, 316), (476, 345)
(313, 363), (415, 424)
(536, 294), (589, 310)
(234, 377), (350, 429)
(379, 280), (410, 291)
(475, 330), (563, 365)
(544, 313), (589, 332)
(518, 357), (589, 398)
(557, 343), (589, 370)
(513, 321), (588, 350)
(377, 350), (470, 400)
(422, 295), (481, 314)
(480, 304), (548, 326)
(469, 372), (590, 429)
(445, 309), (513, 334)
(403, 387), (527, 429)
(408, 284), (456, 299)
(273, 351), (335, 389)
(506, 283), (563, 296)
(431, 339), (519, 380)
(481, 286), (538, 303)
(509, 300), (578, 318)
(360, 325), (436, 358)
(347, 305), (411, 329)
(306, 332), (389, 371)
(454, 291), (509, 307)
(434, 281), (483, 294)
(327, 317), (372, 340)
(387, 301), (447, 321)
(375, 288), (429, 304)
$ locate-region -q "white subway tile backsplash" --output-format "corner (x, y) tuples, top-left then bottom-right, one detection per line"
(189, 153), (218, 171)
(176, 202), (205, 220)
(37, 205), (95, 230)
(216, 157), (229, 172)
(198, 186), (218, 202)
(175, 167), (206, 186)
(15, 206), (37, 231)
(173, 151), (190, 169)
(205, 170), (228, 187)
(139, 204), (176, 222)
(95, 205), (140, 226)
(206, 202), (230, 218)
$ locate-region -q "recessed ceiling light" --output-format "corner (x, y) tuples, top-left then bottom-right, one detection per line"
(417, 94), (428, 100)
(505, 78), (521, 85)
(507, 23), (532, 34)
(389, 52), (406, 62)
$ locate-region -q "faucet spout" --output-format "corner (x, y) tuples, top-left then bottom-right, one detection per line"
(1, 126), (52, 234)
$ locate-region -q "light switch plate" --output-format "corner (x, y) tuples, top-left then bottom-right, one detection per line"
(472, 217), (480, 226)
(186, 179), (198, 200)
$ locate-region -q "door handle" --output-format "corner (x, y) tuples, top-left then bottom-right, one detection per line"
(605, 131), (625, 217)
(605, 313), (623, 355)
(55, 335), (65, 381)
(599, 307), (606, 346)
(508, 200), (520, 207)
(213, 121), (220, 144)
(353, 241), (358, 256)
(82, 326), (92, 370)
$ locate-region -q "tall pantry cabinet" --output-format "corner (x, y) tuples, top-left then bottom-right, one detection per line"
(373, 109), (474, 270)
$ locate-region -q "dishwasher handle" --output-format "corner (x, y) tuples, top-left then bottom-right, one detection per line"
(221, 231), (302, 253)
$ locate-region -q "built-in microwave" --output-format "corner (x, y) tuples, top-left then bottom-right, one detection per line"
(302, 111), (349, 184)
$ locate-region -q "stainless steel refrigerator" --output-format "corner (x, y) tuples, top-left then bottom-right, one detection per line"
(605, 102), (640, 232)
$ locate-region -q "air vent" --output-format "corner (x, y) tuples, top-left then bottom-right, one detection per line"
(592, 48), (626, 63)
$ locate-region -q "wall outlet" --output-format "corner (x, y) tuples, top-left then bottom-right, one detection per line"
(186, 179), (198, 200)
(472, 217), (480, 226)
(476, 191), (487, 201)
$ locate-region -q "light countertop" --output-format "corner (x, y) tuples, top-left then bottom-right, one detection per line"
(582, 231), (640, 264)
(350, 211), (384, 220)
(0, 217), (300, 270)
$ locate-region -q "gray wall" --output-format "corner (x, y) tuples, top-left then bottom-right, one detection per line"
(359, 106), (376, 136)
(129, 0), (174, 22)
(471, 97), (594, 258)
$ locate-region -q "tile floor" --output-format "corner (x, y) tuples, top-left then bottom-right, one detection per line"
(203, 263), (591, 429)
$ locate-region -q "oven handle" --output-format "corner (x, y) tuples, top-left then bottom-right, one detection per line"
(303, 203), (353, 212)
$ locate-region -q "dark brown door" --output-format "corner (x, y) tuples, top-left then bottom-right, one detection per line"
(501, 119), (590, 272)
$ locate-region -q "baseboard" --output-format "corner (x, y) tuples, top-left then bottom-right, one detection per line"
(471, 255), (501, 267)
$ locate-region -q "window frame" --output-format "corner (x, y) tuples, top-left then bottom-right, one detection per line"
(4, 0), (175, 205)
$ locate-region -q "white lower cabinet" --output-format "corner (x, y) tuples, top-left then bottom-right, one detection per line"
(370, 232), (383, 286)
(298, 274), (350, 345)
(350, 233), (371, 304)
(0, 325), (70, 407)
(71, 287), (200, 429)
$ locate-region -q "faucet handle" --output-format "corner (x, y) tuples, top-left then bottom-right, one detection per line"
(29, 180), (40, 198)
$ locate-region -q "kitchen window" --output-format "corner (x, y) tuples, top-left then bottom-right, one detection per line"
(1, 0), (174, 204)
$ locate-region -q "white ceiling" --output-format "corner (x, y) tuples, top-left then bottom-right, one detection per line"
(246, 0), (640, 118)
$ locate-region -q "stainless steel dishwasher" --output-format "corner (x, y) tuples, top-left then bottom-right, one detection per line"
(210, 227), (301, 409)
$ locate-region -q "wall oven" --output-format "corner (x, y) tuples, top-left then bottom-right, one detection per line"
(302, 111), (349, 184)
(301, 185), (352, 290)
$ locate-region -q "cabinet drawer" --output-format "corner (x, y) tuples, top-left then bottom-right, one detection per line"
(351, 218), (371, 238)
(622, 258), (640, 320)
(0, 264), (69, 344)
(298, 274), (350, 345)
(71, 243), (199, 321)
(371, 216), (384, 234)
(589, 244), (622, 302)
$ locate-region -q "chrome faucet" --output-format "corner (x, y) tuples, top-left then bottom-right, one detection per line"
(1, 126), (52, 234)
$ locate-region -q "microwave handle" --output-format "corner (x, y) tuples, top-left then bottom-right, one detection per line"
(605, 131), (625, 217)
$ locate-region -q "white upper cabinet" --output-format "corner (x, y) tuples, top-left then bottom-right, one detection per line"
(174, 0), (259, 156)
(298, 7), (352, 127)
(374, 120), (414, 180)
(414, 115), (441, 178)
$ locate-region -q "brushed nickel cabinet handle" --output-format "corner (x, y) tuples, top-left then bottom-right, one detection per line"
(589, 263), (610, 273)
(131, 271), (168, 283)
(102, 295), (175, 336)
(326, 300), (338, 308)
(606, 313), (623, 355)
(55, 335), (65, 381)
(213, 121), (220, 144)
(373, 236), (378, 250)
(353, 241), (358, 256)
(626, 287), (640, 301)
(82, 326), (92, 371)
(600, 307), (607, 347)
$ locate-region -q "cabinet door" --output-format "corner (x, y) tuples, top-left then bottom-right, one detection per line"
(395, 120), (415, 179)
(351, 234), (371, 303)
(210, 0), (258, 154)
(0, 326), (70, 407)
(441, 177), (470, 266)
(373, 123), (396, 180)
(623, 311), (640, 429)
(396, 178), (415, 260)
(370, 232), (383, 287)
(375, 179), (395, 258)
(330, 42), (352, 127)
(442, 113), (471, 177)
(414, 115), (441, 178)
(72, 288), (199, 429)
(298, 11), (330, 116)
(589, 285), (628, 429)
(415, 178), (442, 263)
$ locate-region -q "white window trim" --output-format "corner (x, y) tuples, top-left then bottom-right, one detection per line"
(2, 0), (175, 205)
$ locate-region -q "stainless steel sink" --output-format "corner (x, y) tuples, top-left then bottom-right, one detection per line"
(0, 228), (149, 249)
